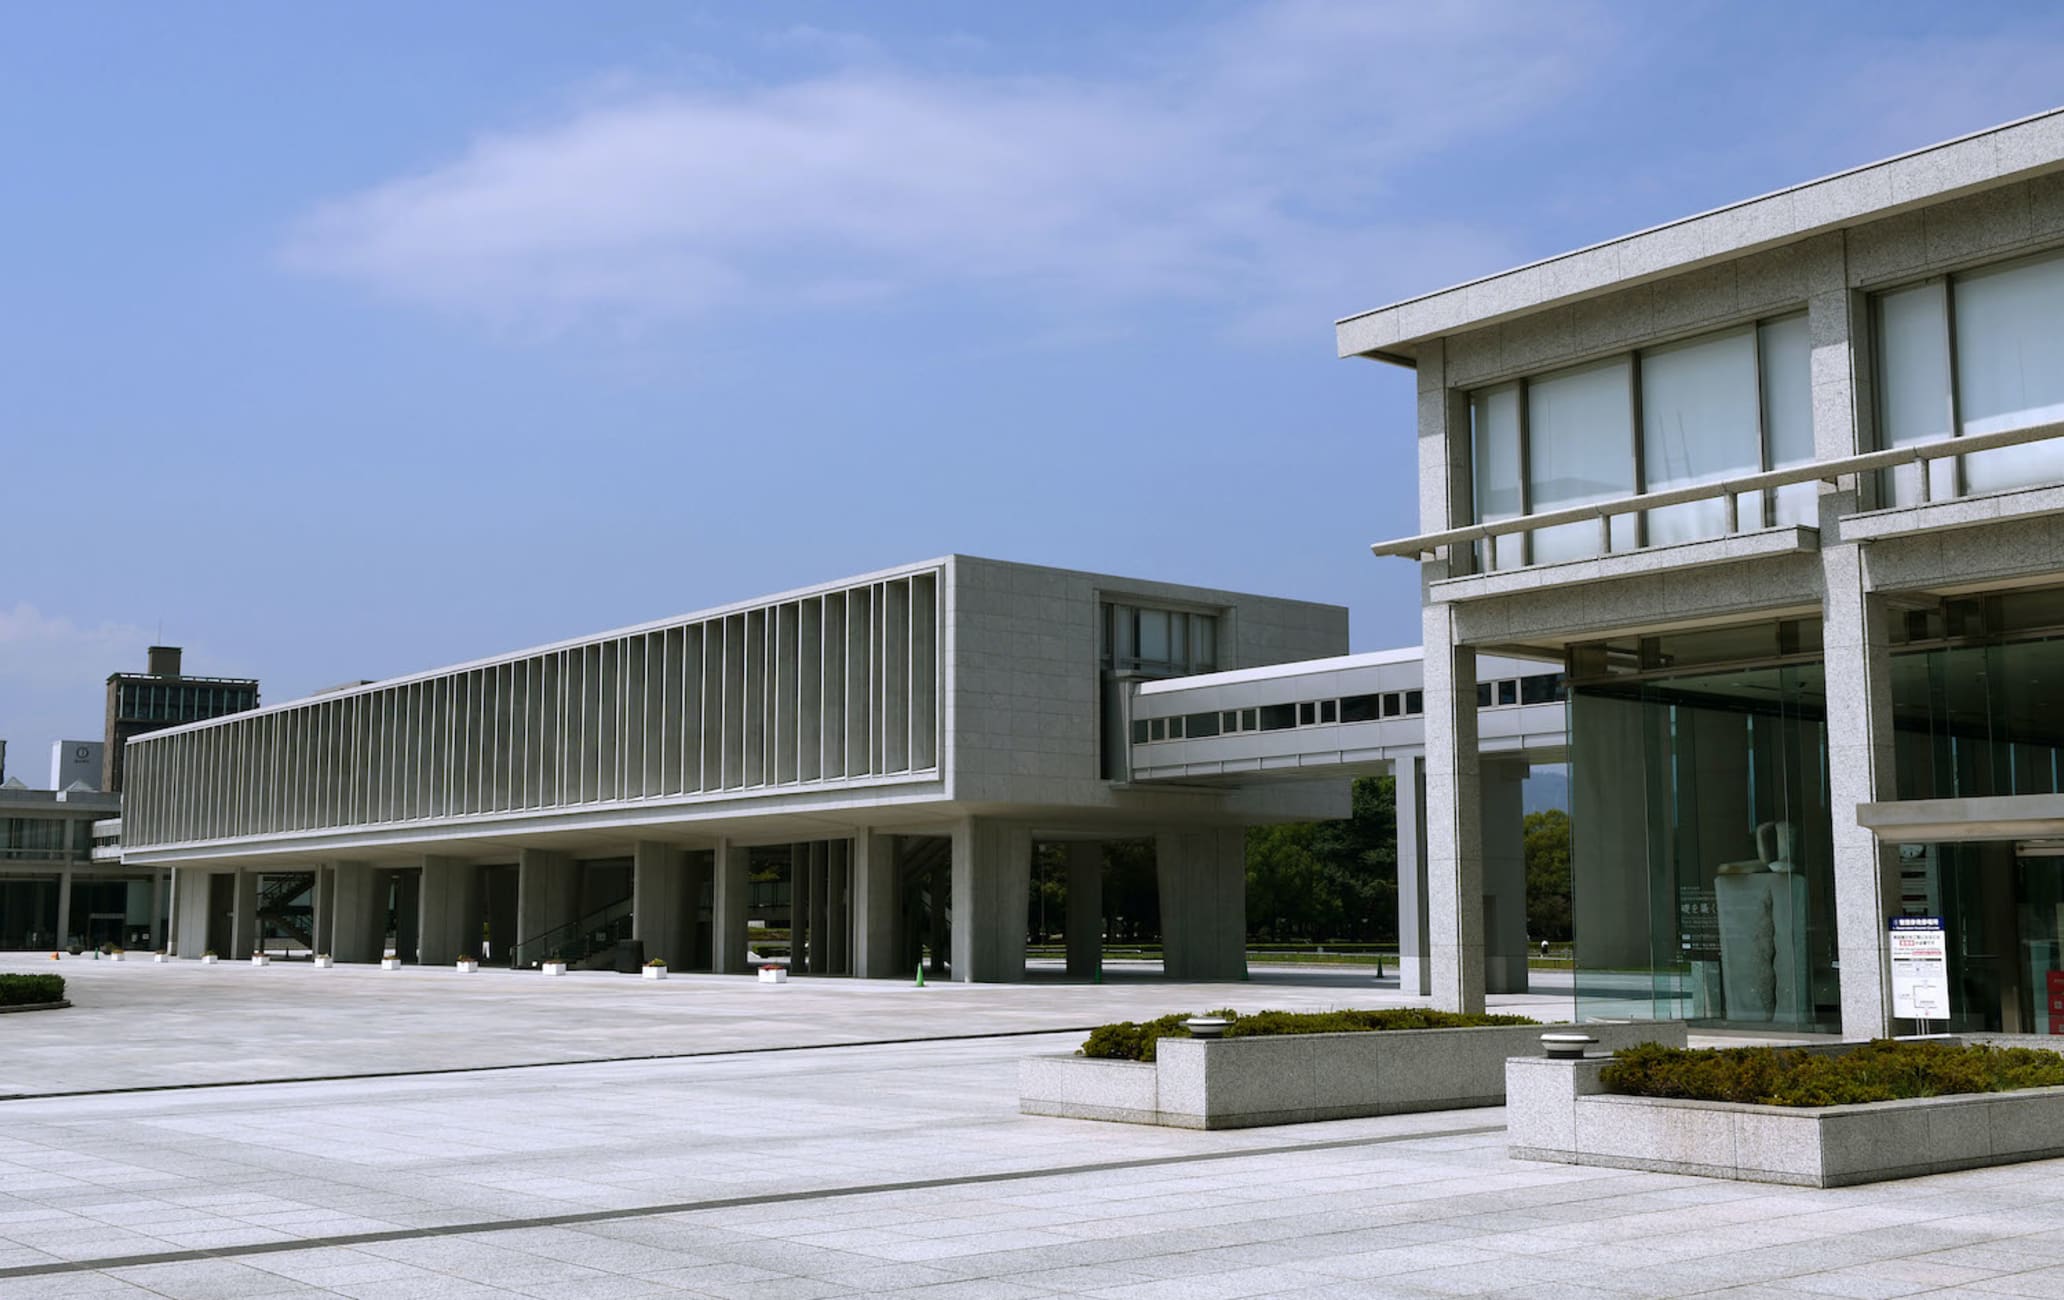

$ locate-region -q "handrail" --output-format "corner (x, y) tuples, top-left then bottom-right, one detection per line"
(512, 895), (635, 968)
(1370, 419), (2064, 560)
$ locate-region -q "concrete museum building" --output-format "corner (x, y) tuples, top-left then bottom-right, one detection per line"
(1353, 108), (2064, 1039)
(115, 109), (2064, 1045)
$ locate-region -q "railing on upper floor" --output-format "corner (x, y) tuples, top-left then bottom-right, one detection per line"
(1370, 419), (2064, 564)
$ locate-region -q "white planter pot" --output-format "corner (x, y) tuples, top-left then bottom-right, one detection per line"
(107, 953), (124, 962)
(201, 954), (219, 965)
(250, 955), (270, 967)
(642, 965), (667, 981)
(758, 966), (788, 984)
(313, 956), (334, 969)
(541, 962), (568, 977)
(456, 960), (479, 973)
(152, 953), (168, 963)
(380, 957), (402, 971)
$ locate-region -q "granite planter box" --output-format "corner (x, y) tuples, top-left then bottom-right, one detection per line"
(1023, 1021), (1687, 1129)
(1507, 1037), (2064, 1187)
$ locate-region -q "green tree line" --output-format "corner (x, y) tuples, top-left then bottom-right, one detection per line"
(1028, 776), (1572, 944)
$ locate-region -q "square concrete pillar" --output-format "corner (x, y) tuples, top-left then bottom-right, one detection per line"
(229, 870), (259, 960)
(1481, 758), (1530, 995)
(950, 819), (1032, 983)
(1422, 604), (1486, 1014)
(328, 861), (381, 963)
(712, 839), (751, 974)
(515, 849), (577, 965)
(55, 868), (74, 947)
(825, 841), (850, 975)
(1154, 828), (1248, 982)
(1824, 543), (1901, 1037)
(1063, 842), (1102, 979)
(851, 834), (899, 978)
(632, 841), (691, 971)
(417, 857), (479, 965)
(1394, 755), (1430, 996)
(172, 867), (212, 958)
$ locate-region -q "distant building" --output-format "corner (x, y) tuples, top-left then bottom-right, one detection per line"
(103, 646), (258, 793)
(0, 781), (139, 950)
(49, 741), (103, 792)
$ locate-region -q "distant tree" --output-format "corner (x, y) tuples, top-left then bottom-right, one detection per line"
(1524, 809), (1572, 942)
(1245, 775), (1398, 942)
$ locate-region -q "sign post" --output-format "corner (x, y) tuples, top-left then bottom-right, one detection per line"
(1888, 915), (1950, 1032)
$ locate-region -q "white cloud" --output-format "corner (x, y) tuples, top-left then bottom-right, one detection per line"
(281, 1), (1601, 340)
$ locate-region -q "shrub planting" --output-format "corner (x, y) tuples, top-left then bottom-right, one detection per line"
(0, 974), (66, 1007)
(1600, 1039), (2064, 1108)
(1080, 1007), (1538, 1062)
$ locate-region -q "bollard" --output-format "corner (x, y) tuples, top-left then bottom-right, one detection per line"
(915, 963), (925, 988)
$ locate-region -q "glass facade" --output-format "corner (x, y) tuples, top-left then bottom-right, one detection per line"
(1468, 313), (1811, 568)
(1568, 620), (1839, 1032)
(1873, 247), (2064, 505)
(1884, 587), (2064, 1034)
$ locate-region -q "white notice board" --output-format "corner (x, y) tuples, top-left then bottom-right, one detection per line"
(1889, 916), (1950, 1020)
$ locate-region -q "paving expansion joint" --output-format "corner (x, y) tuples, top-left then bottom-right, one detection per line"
(0, 1025), (1106, 1103)
(0, 1123), (1503, 1280)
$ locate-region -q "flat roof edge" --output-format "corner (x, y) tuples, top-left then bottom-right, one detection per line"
(1335, 106), (2064, 356)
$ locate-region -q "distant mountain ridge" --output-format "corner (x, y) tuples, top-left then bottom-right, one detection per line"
(1523, 766), (1569, 816)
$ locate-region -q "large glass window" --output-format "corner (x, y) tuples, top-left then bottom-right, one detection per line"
(1527, 358), (1636, 563)
(1470, 384), (1524, 571)
(1641, 329), (1759, 545)
(1759, 313), (1817, 527)
(1876, 250), (2064, 504)
(1569, 624), (1837, 1033)
(1954, 253), (2064, 493)
(1468, 313), (1812, 566)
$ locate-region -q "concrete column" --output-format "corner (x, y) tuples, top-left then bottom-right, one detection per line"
(515, 848), (577, 964)
(329, 861), (381, 963)
(1064, 841), (1102, 979)
(807, 841), (830, 975)
(712, 839), (751, 973)
(950, 818), (1032, 983)
(1825, 543), (1901, 1037)
(230, 869), (259, 960)
(1394, 754), (1430, 996)
(1422, 604), (1485, 1014)
(1481, 758), (1530, 995)
(631, 841), (690, 971)
(55, 867), (73, 947)
(825, 841), (850, 974)
(851, 833), (899, 978)
(417, 857), (478, 965)
(172, 867), (211, 958)
(1154, 828), (1248, 981)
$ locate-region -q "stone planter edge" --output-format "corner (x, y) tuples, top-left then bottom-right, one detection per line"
(1022, 1020), (1687, 1129)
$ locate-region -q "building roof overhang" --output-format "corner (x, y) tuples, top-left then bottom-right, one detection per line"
(1336, 107), (2064, 367)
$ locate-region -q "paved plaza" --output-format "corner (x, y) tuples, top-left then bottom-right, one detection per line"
(6, 960), (2064, 1298)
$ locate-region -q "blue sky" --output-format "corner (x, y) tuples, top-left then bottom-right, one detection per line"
(5, 1), (2064, 777)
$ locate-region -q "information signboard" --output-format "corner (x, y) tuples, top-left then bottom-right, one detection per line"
(1889, 916), (1950, 1021)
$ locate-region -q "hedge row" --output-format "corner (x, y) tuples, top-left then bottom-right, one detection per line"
(1600, 1039), (2064, 1108)
(0, 974), (66, 1007)
(1080, 1007), (1539, 1062)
